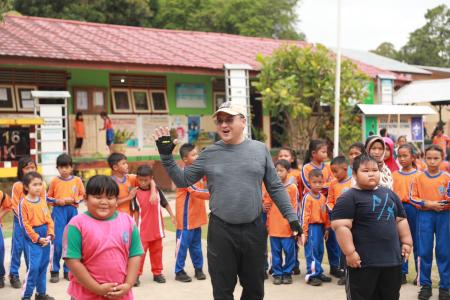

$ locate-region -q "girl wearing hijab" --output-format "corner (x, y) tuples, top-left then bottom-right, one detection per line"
(364, 136), (394, 189)
(383, 137), (399, 173)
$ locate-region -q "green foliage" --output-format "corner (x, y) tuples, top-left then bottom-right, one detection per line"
(371, 42), (399, 60)
(253, 44), (368, 157)
(114, 129), (134, 144)
(0, 0), (15, 17)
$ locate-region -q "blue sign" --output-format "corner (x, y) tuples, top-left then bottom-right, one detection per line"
(411, 117), (423, 141)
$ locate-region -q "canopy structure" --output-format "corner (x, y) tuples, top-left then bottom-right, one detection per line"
(357, 104), (437, 116)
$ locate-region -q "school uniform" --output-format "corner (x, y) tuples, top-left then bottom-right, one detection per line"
(410, 171), (450, 289)
(392, 169), (420, 276)
(19, 195), (54, 298)
(288, 169), (302, 271)
(264, 182), (298, 277)
(47, 175), (85, 275)
(0, 191), (12, 280)
(175, 180), (209, 274)
(112, 174), (137, 216)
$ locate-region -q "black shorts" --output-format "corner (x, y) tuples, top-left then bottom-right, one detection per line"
(75, 137), (83, 149)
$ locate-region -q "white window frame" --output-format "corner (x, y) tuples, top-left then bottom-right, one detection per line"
(111, 88), (132, 113)
(15, 85), (37, 112)
(131, 89), (152, 113)
(0, 85), (16, 111)
(150, 89), (168, 113)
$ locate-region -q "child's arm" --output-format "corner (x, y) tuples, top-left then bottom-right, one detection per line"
(66, 259), (118, 296)
(331, 219), (361, 268)
(117, 187), (138, 207)
(410, 176), (444, 212)
(150, 179), (158, 204)
(187, 181), (210, 200)
(397, 217), (413, 261)
(327, 183), (336, 211)
(300, 197), (311, 245)
(160, 190), (175, 225)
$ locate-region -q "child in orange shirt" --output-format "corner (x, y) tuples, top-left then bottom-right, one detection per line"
(410, 145), (450, 300)
(74, 112), (85, 156)
(300, 169), (332, 286)
(0, 190), (12, 288)
(392, 143), (420, 285)
(19, 172), (55, 300)
(47, 153), (85, 283)
(264, 160), (299, 285)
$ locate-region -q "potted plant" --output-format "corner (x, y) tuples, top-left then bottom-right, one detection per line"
(111, 129), (134, 153)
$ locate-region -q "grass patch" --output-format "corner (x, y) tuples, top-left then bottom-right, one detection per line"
(163, 216), (208, 239)
(2, 211), (13, 238)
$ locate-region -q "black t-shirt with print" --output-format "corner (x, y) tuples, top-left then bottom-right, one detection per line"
(331, 186), (406, 268)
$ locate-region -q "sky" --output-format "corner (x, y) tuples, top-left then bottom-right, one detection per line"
(296, 0), (448, 51)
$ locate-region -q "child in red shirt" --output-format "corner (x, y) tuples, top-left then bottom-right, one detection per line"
(132, 165), (175, 285)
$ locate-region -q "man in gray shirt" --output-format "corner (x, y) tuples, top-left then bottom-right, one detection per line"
(154, 101), (301, 300)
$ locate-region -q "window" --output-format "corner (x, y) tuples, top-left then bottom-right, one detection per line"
(132, 90), (151, 113)
(214, 92), (226, 110)
(15, 85), (37, 111)
(150, 90), (168, 113)
(73, 87), (107, 113)
(111, 89), (132, 113)
(0, 85), (16, 111)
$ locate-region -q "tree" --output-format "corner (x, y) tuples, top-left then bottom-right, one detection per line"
(253, 44), (368, 157)
(371, 42), (399, 60)
(399, 4), (450, 67)
(0, 0), (14, 16)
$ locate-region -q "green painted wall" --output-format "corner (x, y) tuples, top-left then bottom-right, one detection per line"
(364, 81), (375, 104)
(365, 116), (378, 138)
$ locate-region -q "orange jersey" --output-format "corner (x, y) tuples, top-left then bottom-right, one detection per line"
(410, 171), (450, 210)
(264, 183), (298, 237)
(112, 174), (138, 215)
(47, 176), (85, 206)
(416, 160), (427, 171)
(301, 162), (334, 196)
(175, 180), (209, 230)
(18, 196), (54, 243)
(74, 120), (85, 138)
(433, 135), (450, 151)
(327, 177), (352, 211)
(440, 161), (449, 172)
(301, 192), (330, 239)
(288, 168), (303, 196)
(392, 169), (420, 203)
(11, 181), (46, 217)
(0, 190), (12, 224)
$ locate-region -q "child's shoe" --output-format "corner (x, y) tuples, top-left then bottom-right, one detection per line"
(63, 272), (70, 281)
(282, 275), (293, 284)
(272, 276), (282, 285)
(133, 276), (140, 287)
(194, 269), (206, 280)
(337, 277), (346, 286)
(439, 288), (450, 300)
(307, 277), (322, 286)
(175, 271), (192, 282)
(0, 276), (4, 288)
(292, 266), (301, 275)
(49, 272), (59, 283)
(9, 275), (22, 289)
(153, 274), (166, 283)
(318, 274), (332, 283)
(401, 274), (407, 285)
(35, 294), (55, 300)
(330, 267), (344, 278)
(418, 285), (432, 300)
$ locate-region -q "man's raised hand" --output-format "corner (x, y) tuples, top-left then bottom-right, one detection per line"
(153, 127), (177, 155)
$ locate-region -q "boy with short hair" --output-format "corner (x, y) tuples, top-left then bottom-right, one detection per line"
(175, 144), (209, 282)
(300, 169), (332, 286)
(331, 154), (412, 300)
(133, 165), (175, 285)
(47, 153), (85, 283)
(0, 190), (12, 288)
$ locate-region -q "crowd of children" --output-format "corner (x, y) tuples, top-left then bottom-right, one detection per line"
(0, 128), (448, 300)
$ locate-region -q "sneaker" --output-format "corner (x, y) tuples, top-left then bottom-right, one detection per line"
(35, 294), (55, 300)
(401, 274), (407, 285)
(439, 288), (450, 300)
(337, 277), (346, 286)
(194, 269), (206, 280)
(133, 276), (140, 287)
(0, 277), (4, 288)
(49, 272), (59, 283)
(292, 266), (301, 275)
(318, 274), (332, 283)
(175, 271), (192, 283)
(272, 276), (282, 285)
(307, 277), (322, 286)
(282, 275), (293, 284)
(63, 272), (70, 281)
(330, 267), (345, 278)
(418, 285), (432, 300)
(153, 274), (166, 283)
(10, 276), (22, 289)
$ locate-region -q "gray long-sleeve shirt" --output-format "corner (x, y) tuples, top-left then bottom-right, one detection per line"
(161, 139), (298, 224)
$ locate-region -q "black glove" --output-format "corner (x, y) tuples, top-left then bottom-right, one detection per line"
(156, 136), (176, 155)
(289, 220), (302, 236)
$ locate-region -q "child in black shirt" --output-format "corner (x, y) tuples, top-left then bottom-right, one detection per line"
(331, 154), (412, 300)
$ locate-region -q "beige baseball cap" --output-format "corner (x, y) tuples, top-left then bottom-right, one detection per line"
(213, 101), (246, 117)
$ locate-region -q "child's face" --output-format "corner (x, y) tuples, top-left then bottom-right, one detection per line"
(369, 142), (384, 162)
(398, 137), (406, 146)
(276, 165), (289, 182)
(137, 175), (152, 189)
(309, 175), (324, 193)
(312, 146), (328, 163)
(86, 193), (117, 220)
(113, 159), (129, 175)
(57, 165), (73, 179)
(23, 162), (37, 175)
(425, 149), (443, 171)
(384, 147), (391, 160)
(331, 164), (348, 182)
(354, 161), (380, 190)
(182, 148), (199, 166)
(278, 150), (293, 163)
(26, 177), (43, 197)
(348, 147), (362, 165)
(397, 148), (414, 169)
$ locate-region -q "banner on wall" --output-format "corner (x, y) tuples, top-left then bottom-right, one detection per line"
(110, 115), (138, 147)
(410, 117), (423, 141)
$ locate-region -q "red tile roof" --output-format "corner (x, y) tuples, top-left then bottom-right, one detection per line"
(0, 15), (404, 80)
